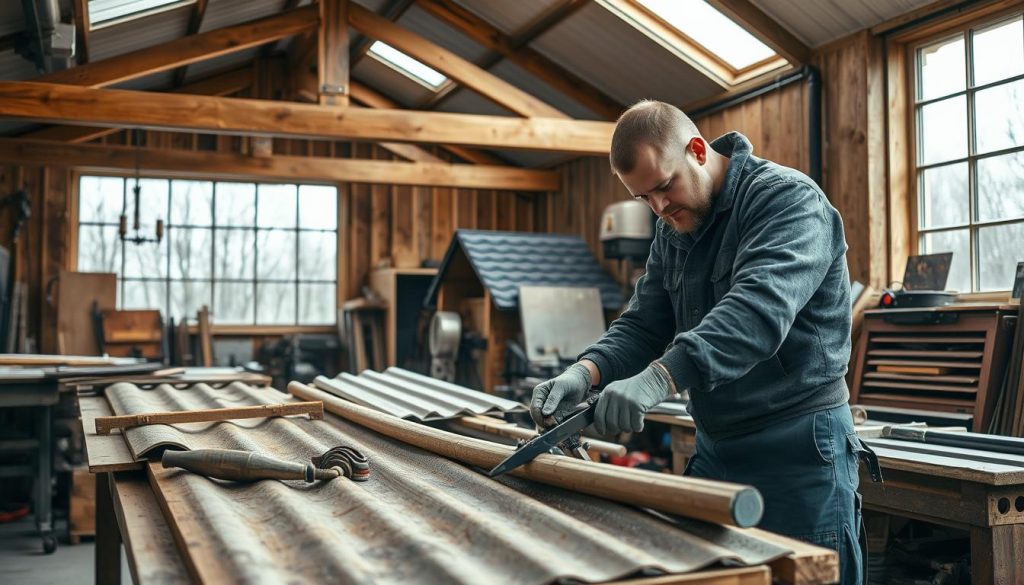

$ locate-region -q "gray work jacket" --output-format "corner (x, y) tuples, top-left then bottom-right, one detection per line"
(580, 132), (852, 439)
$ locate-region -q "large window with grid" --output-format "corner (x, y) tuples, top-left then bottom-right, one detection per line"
(914, 13), (1024, 292)
(76, 175), (338, 325)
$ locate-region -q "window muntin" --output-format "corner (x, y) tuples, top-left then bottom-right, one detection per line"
(914, 14), (1024, 292)
(77, 176), (337, 325)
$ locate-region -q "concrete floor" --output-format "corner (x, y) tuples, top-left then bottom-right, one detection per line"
(0, 517), (128, 585)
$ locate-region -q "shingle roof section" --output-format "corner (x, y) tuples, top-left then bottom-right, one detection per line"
(313, 367), (526, 422)
(427, 230), (625, 312)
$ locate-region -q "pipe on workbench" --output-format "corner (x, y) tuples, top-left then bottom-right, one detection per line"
(289, 381), (764, 528)
(885, 427), (1024, 456)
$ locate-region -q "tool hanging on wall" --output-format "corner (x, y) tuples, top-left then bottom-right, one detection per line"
(161, 446), (369, 483)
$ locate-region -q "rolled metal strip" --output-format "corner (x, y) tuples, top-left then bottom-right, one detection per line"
(313, 445), (371, 482)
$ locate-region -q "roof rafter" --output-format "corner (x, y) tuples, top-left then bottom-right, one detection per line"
(72, 0), (90, 65)
(414, 0), (622, 119)
(172, 0), (210, 87)
(347, 2), (566, 118)
(349, 0), (416, 70)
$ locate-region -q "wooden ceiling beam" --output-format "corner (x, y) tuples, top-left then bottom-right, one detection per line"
(349, 0), (416, 70)
(414, 0), (621, 119)
(347, 2), (566, 118)
(0, 138), (559, 191)
(33, 5), (318, 87)
(705, 0), (810, 65)
(172, 0), (210, 87)
(318, 0), (349, 106)
(20, 67), (254, 143)
(72, 0), (90, 65)
(348, 81), (505, 165)
(0, 82), (613, 153)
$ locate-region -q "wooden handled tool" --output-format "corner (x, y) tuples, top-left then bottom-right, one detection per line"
(161, 446), (370, 483)
(94, 401), (324, 435)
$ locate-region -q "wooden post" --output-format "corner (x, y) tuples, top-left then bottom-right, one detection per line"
(318, 0), (349, 106)
(95, 472), (121, 585)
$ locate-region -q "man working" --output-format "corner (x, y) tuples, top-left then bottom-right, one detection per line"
(530, 100), (871, 584)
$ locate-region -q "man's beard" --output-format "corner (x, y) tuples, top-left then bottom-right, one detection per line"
(662, 195), (713, 234)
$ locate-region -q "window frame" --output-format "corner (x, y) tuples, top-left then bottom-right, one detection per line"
(884, 2), (1024, 297)
(72, 170), (342, 330)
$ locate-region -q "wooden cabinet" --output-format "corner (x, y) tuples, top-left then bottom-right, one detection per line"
(849, 304), (1017, 432)
(368, 268), (437, 368)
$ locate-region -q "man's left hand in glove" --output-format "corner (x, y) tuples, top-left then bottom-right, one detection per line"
(594, 362), (675, 436)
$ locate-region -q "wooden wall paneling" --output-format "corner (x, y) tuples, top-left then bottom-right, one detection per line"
(431, 186), (452, 260)
(476, 189), (496, 230)
(391, 183), (416, 268)
(349, 143), (372, 299)
(369, 145), (391, 268)
(776, 83), (804, 172)
(413, 184), (432, 265)
(758, 88), (782, 163)
(740, 99), (764, 156)
(455, 188), (476, 230)
(497, 193), (516, 232)
(335, 143), (351, 304)
(515, 194), (533, 232)
(886, 38), (912, 282)
(40, 168), (70, 353)
(866, 33), (890, 289)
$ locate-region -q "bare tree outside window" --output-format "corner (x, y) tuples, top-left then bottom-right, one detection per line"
(915, 15), (1024, 292)
(77, 176), (337, 325)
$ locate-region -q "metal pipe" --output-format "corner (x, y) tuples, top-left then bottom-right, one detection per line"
(689, 65), (823, 186)
(885, 427), (1024, 456)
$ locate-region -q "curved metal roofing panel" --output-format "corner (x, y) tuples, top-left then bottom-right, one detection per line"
(89, 4), (191, 62)
(198, 0), (291, 33)
(103, 379), (793, 584)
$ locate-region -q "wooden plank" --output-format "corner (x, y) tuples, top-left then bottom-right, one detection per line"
(94, 401), (325, 435)
(862, 380), (977, 393)
(872, 335), (987, 343)
(858, 393), (975, 409)
(172, 0), (210, 87)
(872, 361), (978, 370)
(347, 3), (565, 118)
(706, 0), (811, 64)
(413, 0), (623, 120)
(111, 471), (191, 585)
(36, 6), (317, 88)
(72, 0), (90, 65)
(868, 349), (983, 358)
(369, 146), (391, 267)
(56, 271), (116, 356)
(70, 468), (96, 539)
(743, 528), (839, 585)
(865, 372), (979, 384)
(80, 396), (144, 472)
(0, 81), (611, 152)
(617, 566), (770, 584)
(196, 306), (212, 367)
(318, 0), (349, 106)
(867, 443), (1024, 485)
(0, 138), (560, 191)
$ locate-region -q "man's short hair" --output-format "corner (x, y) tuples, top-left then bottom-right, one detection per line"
(610, 100), (700, 174)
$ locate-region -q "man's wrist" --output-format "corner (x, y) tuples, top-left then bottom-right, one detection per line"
(578, 359), (601, 387)
(650, 361), (677, 399)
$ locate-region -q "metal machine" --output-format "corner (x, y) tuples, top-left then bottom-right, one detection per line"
(599, 200), (655, 262)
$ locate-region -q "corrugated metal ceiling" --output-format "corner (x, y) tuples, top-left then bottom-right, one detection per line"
(198, 0), (291, 34)
(89, 4), (191, 62)
(450, 0), (562, 36)
(354, 56), (437, 108)
(395, 3), (492, 64)
(104, 379), (794, 584)
(750, 0), (941, 48)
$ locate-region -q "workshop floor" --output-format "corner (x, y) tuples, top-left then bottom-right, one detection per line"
(0, 517), (129, 585)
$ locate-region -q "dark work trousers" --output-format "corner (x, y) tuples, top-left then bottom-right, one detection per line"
(685, 405), (867, 585)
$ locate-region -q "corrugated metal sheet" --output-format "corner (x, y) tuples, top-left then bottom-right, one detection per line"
(530, 2), (724, 109)
(751, 0), (938, 48)
(198, 0), (290, 34)
(450, 0), (562, 36)
(111, 70), (176, 91)
(353, 57), (436, 108)
(184, 47), (260, 84)
(105, 380), (793, 584)
(397, 4), (492, 64)
(312, 367), (526, 421)
(487, 59), (604, 120)
(89, 5), (191, 62)
(434, 85), (516, 117)
(428, 230), (626, 312)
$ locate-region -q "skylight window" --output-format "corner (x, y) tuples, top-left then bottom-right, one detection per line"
(635, 0), (776, 69)
(368, 41), (449, 90)
(89, 0), (191, 27)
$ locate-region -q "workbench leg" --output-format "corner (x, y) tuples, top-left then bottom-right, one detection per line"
(96, 472), (121, 585)
(970, 524), (1024, 584)
(36, 405), (55, 553)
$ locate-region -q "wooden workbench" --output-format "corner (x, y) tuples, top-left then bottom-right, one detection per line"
(646, 411), (1024, 584)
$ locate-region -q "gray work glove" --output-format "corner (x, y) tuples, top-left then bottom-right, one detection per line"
(530, 362), (593, 428)
(594, 363), (673, 436)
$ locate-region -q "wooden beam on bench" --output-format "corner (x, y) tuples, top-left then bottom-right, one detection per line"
(0, 82), (613, 153)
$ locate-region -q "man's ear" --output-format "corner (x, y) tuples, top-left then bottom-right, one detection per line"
(687, 137), (708, 165)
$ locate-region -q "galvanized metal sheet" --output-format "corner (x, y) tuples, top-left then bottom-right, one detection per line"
(450, 0), (562, 36)
(519, 286), (606, 366)
(89, 4), (190, 62)
(751, 0), (939, 48)
(312, 367), (526, 422)
(105, 380), (793, 584)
